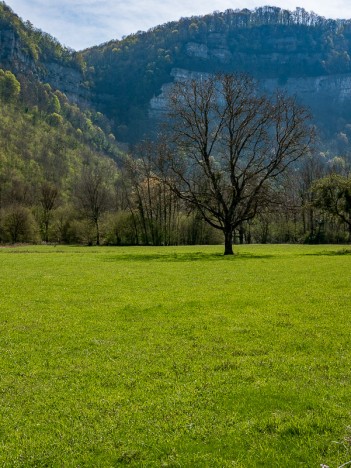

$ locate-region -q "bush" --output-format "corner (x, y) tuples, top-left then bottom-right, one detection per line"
(1, 205), (39, 243)
(103, 211), (139, 245)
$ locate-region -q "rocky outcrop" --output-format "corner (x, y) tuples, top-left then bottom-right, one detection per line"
(0, 26), (89, 104)
(41, 62), (89, 104)
(185, 37), (232, 64)
(186, 42), (208, 59)
(0, 28), (34, 72)
(263, 74), (351, 102)
(149, 68), (351, 128)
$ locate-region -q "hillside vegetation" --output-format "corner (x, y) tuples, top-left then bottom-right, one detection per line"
(2, 1), (351, 144)
(0, 2), (78, 66)
(0, 67), (123, 244)
(1, 3), (351, 246)
(82, 6), (351, 141)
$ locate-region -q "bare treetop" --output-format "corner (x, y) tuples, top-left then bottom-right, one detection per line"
(159, 73), (313, 254)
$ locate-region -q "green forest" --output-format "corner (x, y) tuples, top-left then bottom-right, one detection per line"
(1, 2), (351, 247)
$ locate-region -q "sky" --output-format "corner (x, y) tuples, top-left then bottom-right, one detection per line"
(4, 0), (351, 51)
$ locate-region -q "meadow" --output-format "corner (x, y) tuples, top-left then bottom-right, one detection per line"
(1, 244), (351, 467)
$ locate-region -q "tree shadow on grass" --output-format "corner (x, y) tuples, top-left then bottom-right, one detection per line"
(304, 248), (351, 257)
(102, 251), (274, 263)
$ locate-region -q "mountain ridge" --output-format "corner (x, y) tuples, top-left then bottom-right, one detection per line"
(2, 2), (351, 149)
(80, 6), (351, 142)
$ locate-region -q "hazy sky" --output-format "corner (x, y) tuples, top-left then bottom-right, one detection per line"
(4, 0), (351, 51)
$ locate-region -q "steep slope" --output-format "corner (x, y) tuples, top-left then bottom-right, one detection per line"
(0, 1), (88, 103)
(0, 68), (124, 244)
(0, 4), (126, 243)
(3, 1), (351, 148)
(82, 6), (351, 144)
(0, 2), (124, 162)
(0, 68), (119, 201)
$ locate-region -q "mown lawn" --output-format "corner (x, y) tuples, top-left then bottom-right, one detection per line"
(1, 244), (351, 467)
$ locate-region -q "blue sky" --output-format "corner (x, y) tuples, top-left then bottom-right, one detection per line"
(4, 0), (351, 50)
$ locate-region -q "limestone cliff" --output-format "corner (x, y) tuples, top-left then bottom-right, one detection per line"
(150, 67), (351, 138)
(0, 24), (89, 104)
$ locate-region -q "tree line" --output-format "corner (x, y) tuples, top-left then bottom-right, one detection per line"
(2, 143), (349, 251)
(1, 71), (351, 253)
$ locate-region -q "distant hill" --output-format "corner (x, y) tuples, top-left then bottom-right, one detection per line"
(81, 6), (351, 147)
(2, 1), (351, 150)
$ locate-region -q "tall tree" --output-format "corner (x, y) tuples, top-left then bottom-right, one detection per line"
(0, 70), (20, 102)
(312, 174), (351, 241)
(75, 159), (117, 245)
(127, 141), (180, 245)
(39, 182), (59, 242)
(158, 73), (313, 254)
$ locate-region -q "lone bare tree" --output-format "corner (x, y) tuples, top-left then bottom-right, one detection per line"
(39, 182), (59, 242)
(75, 159), (116, 245)
(159, 73), (313, 254)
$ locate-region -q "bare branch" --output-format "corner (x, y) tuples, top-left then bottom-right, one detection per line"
(157, 73), (313, 254)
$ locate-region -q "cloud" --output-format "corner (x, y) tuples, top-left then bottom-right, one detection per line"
(4, 0), (351, 50)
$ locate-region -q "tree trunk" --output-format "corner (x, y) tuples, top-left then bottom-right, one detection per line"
(239, 224), (244, 245)
(224, 228), (234, 255)
(95, 220), (100, 246)
(44, 219), (49, 243)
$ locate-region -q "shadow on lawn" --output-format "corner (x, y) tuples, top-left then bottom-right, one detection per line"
(102, 251), (274, 263)
(304, 248), (351, 257)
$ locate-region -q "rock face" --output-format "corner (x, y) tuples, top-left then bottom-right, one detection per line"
(149, 30), (351, 124)
(185, 36), (232, 63)
(42, 62), (89, 104)
(150, 67), (351, 131)
(264, 74), (351, 102)
(186, 42), (208, 59)
(0, 26), (89, 104)
(0, 28), (33, 72)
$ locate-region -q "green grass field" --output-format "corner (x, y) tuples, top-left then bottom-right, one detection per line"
(1, 244), (351, 467)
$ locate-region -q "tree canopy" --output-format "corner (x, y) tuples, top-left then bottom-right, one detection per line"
(312, 174), (351, 239)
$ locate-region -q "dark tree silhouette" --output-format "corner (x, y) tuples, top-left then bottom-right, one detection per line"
(39, 182), (59, 242)
(312, 174), (351, 241)
(159, 73), (313, 255)
(75, 160), (115, 245)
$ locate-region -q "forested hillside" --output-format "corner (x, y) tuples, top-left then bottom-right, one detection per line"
(0, 65), (127, 243)
(0, 2), (127, 245)
(0, 1), (89, 103)
(0, 2), (77, 66)
(1, 2), (351, 246)
(2, 1), (351, 147)
(82, 6), (351, 142)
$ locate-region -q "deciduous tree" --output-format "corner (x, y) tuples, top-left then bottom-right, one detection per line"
(312, 174), (351, 240)
(159, 73), (313, 254)
(75, 159), (117, 245)
(39, 182), (59, 242)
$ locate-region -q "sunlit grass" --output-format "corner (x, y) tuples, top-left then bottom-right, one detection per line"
(1, 244), (351, 466)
